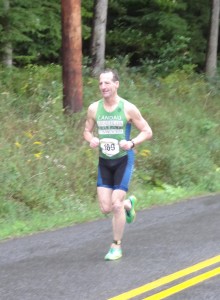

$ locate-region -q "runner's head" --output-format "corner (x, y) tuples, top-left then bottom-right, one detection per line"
(99, 69), (119, 100)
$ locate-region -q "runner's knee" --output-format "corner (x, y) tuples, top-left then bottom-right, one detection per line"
(101, 207), (112, 214)
(99, 202), (112, 214)
(112, 201), (124, 214)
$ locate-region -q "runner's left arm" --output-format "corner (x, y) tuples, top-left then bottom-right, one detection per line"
(120, 103), (152, 150)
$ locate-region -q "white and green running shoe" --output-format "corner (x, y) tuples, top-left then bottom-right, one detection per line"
(126, 195), (137, 224)
(104, 248), (122, 261)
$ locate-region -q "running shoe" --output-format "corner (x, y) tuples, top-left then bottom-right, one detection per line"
(104, 248), (122, 261)
(126, 195), (137, 224)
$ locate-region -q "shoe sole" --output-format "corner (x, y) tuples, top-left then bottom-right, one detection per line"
(126, 196), (137, 223)
(105, 254), (122, 261)
(104, 248), (122, 260)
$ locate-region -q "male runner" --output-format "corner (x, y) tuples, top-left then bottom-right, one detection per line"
(84, 69), (152, 260)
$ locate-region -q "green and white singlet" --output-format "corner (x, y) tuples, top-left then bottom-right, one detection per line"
(96, 98), (132, 159)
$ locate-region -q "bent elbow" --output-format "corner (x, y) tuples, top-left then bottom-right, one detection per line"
(148, 130), (153, 140)
(145, 128), (153, 140)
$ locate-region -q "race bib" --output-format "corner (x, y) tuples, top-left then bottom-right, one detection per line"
(100, 138), (120, 157)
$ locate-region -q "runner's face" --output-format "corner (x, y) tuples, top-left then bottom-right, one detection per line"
(99, 72), (119, 99)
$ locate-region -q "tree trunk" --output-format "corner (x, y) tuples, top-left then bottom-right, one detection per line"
(90, 0), (108, 77)
(205, 0), (220, 78)
(61, 0), (83, 113)
(2, 0), (13, 67)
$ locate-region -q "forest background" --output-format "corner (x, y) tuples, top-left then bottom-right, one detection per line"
(0, 0), (219, 240)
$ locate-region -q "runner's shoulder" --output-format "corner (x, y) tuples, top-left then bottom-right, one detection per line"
(121, 98), (139, 116)
(88, 101), (100, 115)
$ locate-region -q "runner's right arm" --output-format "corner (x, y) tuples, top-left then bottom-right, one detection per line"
(83, 103), (100, 148)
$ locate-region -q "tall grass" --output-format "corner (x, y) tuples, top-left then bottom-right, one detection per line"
(0, 64), (219, 239)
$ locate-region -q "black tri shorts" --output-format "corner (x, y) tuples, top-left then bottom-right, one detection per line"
(97, 150), (135, 191)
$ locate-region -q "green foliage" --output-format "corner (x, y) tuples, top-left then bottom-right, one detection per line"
(133, 70), (220, 193)
(81, 1), (93, 40)
(139, 35), (195, 76)
(0, 64), (220, 239)
(107, 0), (208, 68)
(0, 0), (216, 70)
(0, 0), (61, 65)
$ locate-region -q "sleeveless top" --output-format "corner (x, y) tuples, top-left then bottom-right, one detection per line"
(95, 98), (131, 159)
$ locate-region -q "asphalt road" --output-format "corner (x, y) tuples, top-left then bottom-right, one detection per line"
(0, 193), (220, 300)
